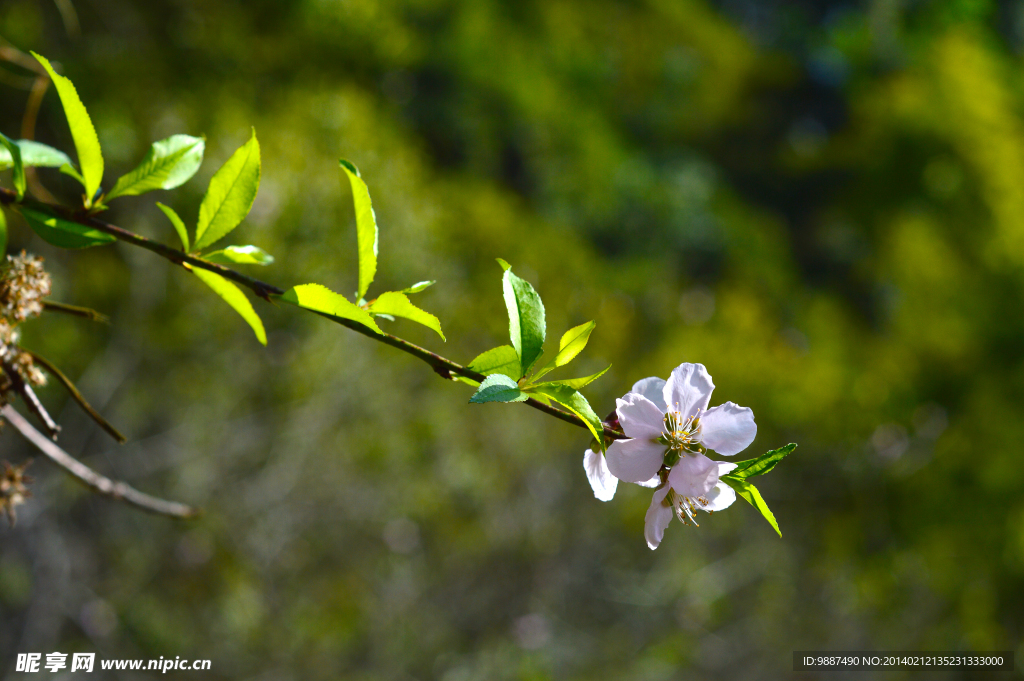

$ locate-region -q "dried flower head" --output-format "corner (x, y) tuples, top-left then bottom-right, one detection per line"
(0, 459), (33, 525)
(0, 252), (51, 323)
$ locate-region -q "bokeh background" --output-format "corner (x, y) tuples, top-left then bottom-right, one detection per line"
(2, 0), (1024, 678)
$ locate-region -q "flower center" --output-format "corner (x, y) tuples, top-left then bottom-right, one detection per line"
(664, 489), (712, 526)
(657, 408), (704, 465)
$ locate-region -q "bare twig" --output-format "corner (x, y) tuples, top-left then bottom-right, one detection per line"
(28, 351), (127, 443)
(2, 361), (60, 439)
(0, 188), (626, 440)
(1, 405), (199, 518)
(43, 300), (109, 323)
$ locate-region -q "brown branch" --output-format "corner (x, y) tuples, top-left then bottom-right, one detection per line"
(1, 405), (199, 518)
(28, 351), (127, 443)
(0, 187), (626, 440)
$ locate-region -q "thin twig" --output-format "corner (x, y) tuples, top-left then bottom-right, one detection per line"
(43, 300), (109, 323)
(0, 187), (626, 440)
(1, 405), (199, 518)
(2, 361), (59, 439)
(28, 351), (126, 443)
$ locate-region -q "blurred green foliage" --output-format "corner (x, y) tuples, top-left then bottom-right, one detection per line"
(2, 0), (1024, 679)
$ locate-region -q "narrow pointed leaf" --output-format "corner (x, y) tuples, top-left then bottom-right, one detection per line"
(501, 262), (545, 373)
(59, 163), (85, 186)
(106, 134), (205, 200)
(194, 129), (260, 251)
(20, 206), (115, 248)
(727, 444), (797, 479)
(339, 159), (378, 299)
(368, 291), (445, 340)
(553, 321), (596, 367)
(203, 244), (274, 265)
(32, 53), (103, 206)
(156, 202), (189, 251)
(720, 476), (780, 536)
(469, 374), (528, 403)
(0, 134), (25, 200)
(401, 280), (435, 294)
(0, 209), (7, 255)
(0, 139), (72, 171)
(277, 283), (382, 334)
(531, 365), (610, 391)
(192, 268), (266, 345)
(528, 383), (604, 448)
(467, 345), (522, 380)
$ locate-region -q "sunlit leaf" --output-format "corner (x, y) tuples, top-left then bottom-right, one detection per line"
(204, 244), (274, 265)
(192, 267), (266, 345)
(0, 139), (71, 171)
(469, 374), (528, 403)
(553, 321), (595, 367)
(277, 283), (382, 334)
(0, 209), (7, 256)
(528, 383), (604, 448)
(59, 163), (85, 186)
(727, 444), (797, 479)
(32, 52), (104, 207)
(500, 261), (545, 374)
(531, 365), (609, 391)
(339, 159), (378, 300)
(401, 280), (435, 294)
(106, 134), (205, 200)
(194, 129), (260, 251)
(720, 476), (781, 536)
(368, 291), (445, 340)
(467, 345), (522, 380)
(156, 202), (189, 251)
(0, 134), (25, 200)
(20, 206), (115, 249)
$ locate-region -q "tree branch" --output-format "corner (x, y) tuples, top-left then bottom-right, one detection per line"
(0, 188), (626, 440)
(1, 405), (199, 518)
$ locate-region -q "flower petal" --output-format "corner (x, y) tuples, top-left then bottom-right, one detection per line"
(644, 486), (673, 550)
(629, 376), (667, 412)
(699, 401), (756, 456)
(636, 474), (661, 488)
(667, 452), (719, 498)
(663, 363), (715, 420)
(701, 481), (736, 512)
(615, 394), (664, 440)
(717, 462), (738, 476)
(606, 437), (665, 484)
(583, 449), (618, 502)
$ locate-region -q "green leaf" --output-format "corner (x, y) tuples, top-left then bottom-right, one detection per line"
(468, 345), (522, 380)
(727, 444), (797, 479)
(367, 291), (445, 340)
(720, 476), (781, 537)
(500, 261), (546, 374)
(553, 321), (595, 367)
(339, 159), (379, 300)
(19, 206), (115, 249)
(0, 208), (7, 256)
(194, 129), (260, 251)
(60, 163), (85, 186)
(401, 280), (435, 294)
(106, 134), (205, 201)
(469, 374), (529, 403)
(204, 244), (274, 265)
(528, 383), (604, 448)
(32, 53), (104, 207)
(532, 365), (610, 391)
(0, 139), (72, 170)
(0, 134), (25, 200)
(277, 283), (382, 334)
(156, 202), (189, 251)
(192, 267), (266, 345)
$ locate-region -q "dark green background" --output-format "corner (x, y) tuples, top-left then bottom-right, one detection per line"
(2, 0), (1023, 678)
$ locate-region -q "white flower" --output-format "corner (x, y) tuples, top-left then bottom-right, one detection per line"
(583, 448), (618, 501)
(605, 363), (757, 549)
